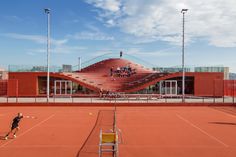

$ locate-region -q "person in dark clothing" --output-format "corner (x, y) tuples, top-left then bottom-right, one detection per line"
(110, 67), (113, 76)
(99, 88), (103, 98)
(105, 90), (110, 97)
(120, 51), (123, 58)
(4, 113), (36, 140)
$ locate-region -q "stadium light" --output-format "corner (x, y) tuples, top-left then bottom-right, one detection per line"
(181, 9), (188, 102)
(44, 8), (51, 102)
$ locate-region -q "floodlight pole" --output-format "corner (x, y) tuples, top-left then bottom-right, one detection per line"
(45, 8), (51, 102)
(181, 9), (188, 103)
(78, 57), (81, 71)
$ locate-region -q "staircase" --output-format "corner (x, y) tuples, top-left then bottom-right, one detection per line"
(60, 58), (171, 92)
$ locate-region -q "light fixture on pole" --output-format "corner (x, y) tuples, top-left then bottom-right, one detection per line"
(44, 8), (51, 102)
(181, 8), (188, 102)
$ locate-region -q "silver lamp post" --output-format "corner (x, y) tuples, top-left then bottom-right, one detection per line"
(45, 8), (51, 102)
(181, 9), (188, 102)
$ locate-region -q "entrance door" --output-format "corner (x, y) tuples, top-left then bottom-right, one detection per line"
(54, 80), (72, 96)
(160, 80), (177, 95)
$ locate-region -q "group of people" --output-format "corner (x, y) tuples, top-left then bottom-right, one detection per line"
(110, 65), (136, 78)
(99, 89), (121, 98)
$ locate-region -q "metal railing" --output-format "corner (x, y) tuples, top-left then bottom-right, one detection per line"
(8, 65), (61, 72)
(0, 95), (235, 104)
(72, 52), (157, 71)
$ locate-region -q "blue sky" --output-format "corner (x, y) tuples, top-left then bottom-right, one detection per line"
(0, 0), (236, 72)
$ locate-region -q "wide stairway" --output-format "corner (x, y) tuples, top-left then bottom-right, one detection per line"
(60, 58), (169, 92)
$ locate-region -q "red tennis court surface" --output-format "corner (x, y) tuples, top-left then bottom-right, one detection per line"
(0, 105), (236, 157)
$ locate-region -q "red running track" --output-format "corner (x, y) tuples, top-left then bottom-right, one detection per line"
(0, 106), (236, 157)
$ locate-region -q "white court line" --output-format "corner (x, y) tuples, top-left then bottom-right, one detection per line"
(5, 145), (81, 148)
(0, 114), (55, 148)
(0, 112), (13, 117)
(176, 114), (229, 148)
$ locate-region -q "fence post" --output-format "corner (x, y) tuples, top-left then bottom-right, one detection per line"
(233, 80), (235, 104)
(223, 80), (225, 103)
(16, 80), (18, 103)
(213, 80), (216, 103)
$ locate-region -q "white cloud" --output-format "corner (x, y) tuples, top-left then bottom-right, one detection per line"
(52, 45), (86, 54)
(125, 47), (179, 57)
(85, 0), (236, 47)
(86, 0), (121, 12)
(28, 46), (86, 54)
(2, 15), (22, 22)
(26, 52), (36, 56)
(71, 31), (114, 40)
(2, 33), (87, 54)
(68, 24), (114, 41)
(3, 33), (68, 46)
(4, 33), (46, 43)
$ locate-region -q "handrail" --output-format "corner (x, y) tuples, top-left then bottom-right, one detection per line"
(8, 65), (61, 72)
(72, 52), (159, 71)
(126, 72), (169, 85)
(125, 53), (156, 68)
(72, 53), (119, 71)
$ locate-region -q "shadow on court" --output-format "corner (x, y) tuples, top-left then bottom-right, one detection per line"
(209, 122), (236, 126)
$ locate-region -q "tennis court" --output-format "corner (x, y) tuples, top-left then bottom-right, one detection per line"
(0, 105), (236, 157)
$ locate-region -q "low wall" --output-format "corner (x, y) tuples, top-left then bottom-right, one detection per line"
(0, 102), (235, 107)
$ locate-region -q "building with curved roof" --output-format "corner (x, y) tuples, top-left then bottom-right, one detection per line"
(5, 57), (226, 97)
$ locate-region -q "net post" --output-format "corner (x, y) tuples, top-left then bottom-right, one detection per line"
(113, 100), (117, 132)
